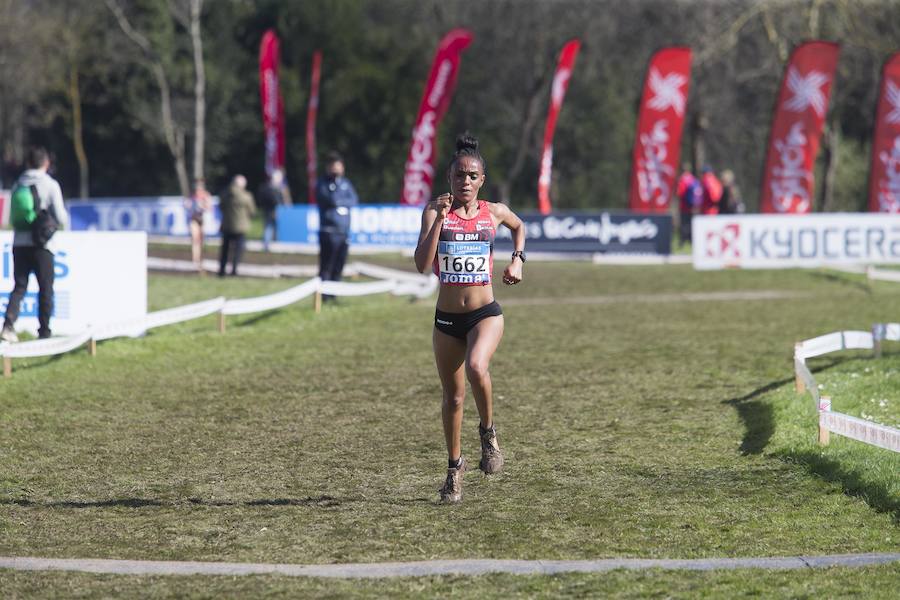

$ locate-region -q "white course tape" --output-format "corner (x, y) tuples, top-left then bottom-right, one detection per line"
(222, 279), (321, 316)
(873, 323), (900, 342)
(794, 358), (820, 403)
(136, 297), (227, 333)
(0, 330), (93, 359)
(147, 257), (321, 279)
(350, 262), (429, 285)
(819, 409), (900, 453)
(320, 279), (397, 297)
(867, 266), (900, 283)
(796, 331), (873, 360)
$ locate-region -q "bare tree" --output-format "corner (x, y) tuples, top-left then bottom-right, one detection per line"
(105, 0), (189, 196)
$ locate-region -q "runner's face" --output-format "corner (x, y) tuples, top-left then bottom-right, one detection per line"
(448, 156), (485, 203)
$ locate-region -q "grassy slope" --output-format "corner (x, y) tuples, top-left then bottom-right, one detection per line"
(1, 261), (898, 597)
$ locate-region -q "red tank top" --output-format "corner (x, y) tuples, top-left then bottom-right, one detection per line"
(432, 200), (495, 286)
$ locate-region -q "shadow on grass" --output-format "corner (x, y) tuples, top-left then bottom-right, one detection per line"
(723, 356), (849, 456)
(235, 311), (280, 328)
(774, 449), (900, 523)
(723, 377), (792, 456)
(807, 270), (872, 295)
(725, 356), (898, 522)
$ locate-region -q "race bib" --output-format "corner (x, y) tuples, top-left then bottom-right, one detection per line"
(438, 241), (491, 284)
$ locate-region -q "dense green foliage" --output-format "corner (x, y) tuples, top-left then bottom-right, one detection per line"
(3, 1), (900, 211)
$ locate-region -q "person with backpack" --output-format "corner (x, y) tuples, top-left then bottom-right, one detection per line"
(1, 147), (69, 342)
(676, 164), (702, 247)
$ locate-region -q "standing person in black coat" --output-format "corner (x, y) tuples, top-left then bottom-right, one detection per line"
(257, 168), (292, 252)
(315, 152), (359, 302)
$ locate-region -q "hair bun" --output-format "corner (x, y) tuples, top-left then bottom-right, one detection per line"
(456, 134), (479, 153)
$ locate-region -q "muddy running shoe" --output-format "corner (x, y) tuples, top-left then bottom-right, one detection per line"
(479, 423), (504, 474)
(0, 326), (18, 343)
(439, 457), (467, 504)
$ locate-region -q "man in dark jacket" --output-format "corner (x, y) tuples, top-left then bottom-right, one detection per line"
(257, 168), (291, 252)
(218, 174), (256, 277)
(316, 152), (358, 302)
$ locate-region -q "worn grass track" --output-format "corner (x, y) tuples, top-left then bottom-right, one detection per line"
(1, 258), (898, 597)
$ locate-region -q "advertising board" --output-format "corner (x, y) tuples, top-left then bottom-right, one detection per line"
(1, 231), (147, 335)
(277, 205), (672, 254)
(68, 197), (221, 237)
(693, 213), (900, 269)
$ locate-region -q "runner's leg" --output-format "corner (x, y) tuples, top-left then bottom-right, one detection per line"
(466, 315), (504, 429)
(433, 328), (467, 461)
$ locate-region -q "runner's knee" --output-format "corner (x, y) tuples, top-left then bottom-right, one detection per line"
(443, 391), (465, 409)
(465, 357), (490, 381)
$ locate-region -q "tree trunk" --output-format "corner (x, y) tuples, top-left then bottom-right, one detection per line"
(495, 73), (550, 206)
(69, 65), (90, 198)
(189, 0), (205, 186)
(819, 121), (839, 212)
(690, 109), (707, 173)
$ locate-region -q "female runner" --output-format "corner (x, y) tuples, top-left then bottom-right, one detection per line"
(414, 134), (526, 503)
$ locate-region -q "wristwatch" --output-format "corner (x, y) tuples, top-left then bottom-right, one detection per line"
(511, 250), (526, 263)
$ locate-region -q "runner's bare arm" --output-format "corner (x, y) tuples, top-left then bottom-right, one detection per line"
(489, 203), (525, 284)
(414, 194), (452, 273)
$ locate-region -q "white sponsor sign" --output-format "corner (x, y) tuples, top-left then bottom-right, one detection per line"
(693, 214), (900, 269)
(1, 231), (147, 335)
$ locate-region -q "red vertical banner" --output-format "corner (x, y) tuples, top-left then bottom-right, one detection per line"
(538, 39), (581, 215)
(628, 47), (692, 213)
(760, 41), (840, 213)
(869, 51), (900, 212)
(401, 29), (474, 206)
(306, 50), (322, 205)
(259, 29), (286, 176)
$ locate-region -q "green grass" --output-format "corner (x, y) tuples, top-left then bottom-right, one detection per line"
(1, 260), (898, 597)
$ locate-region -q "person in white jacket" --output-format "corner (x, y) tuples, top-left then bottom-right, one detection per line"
(1, 147), (69, 342)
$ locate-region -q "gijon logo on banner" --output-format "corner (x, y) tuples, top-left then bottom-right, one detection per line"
(637, 121), (673, 207)
(878, 135), (900, 211)
(770, 123), (813, 213)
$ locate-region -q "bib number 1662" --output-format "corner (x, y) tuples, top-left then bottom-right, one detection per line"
(442, 256), (486, 273)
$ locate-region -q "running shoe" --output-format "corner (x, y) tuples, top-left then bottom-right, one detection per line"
(0, 326), (18, 343)
(439, 457), (467, 503)
(479, 423), (504, 474)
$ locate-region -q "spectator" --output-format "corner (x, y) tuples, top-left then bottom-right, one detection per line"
(257, 168), (292, 252)
(1, 146), (69, 342)
(700, 166), (723, 216)
(676, 163), (702, 247)
(218, 174), (256, 277)
(719, 169), (745, 214)
(185, 179), (212, 273)
(316, 151), (359, 303)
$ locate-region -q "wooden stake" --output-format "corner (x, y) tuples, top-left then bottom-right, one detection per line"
(3, 356), (10, 378)
(818, 396), (831, 446)
(874, 338), (882, 359)
(314, 291), (322, 314)
(218, 311), (226, 334)
(794, 343), (805, 394)
(88, 338), (97, 357)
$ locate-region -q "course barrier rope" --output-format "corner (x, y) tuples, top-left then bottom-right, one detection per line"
(793, 327), (900, 453)
(0, 263), (437, 378)
(866, 266), (900, 283)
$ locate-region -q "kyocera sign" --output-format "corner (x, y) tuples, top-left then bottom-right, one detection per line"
(693, 214), (900, 269)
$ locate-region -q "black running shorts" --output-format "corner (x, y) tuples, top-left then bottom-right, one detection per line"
(434, 301), (503, 340)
